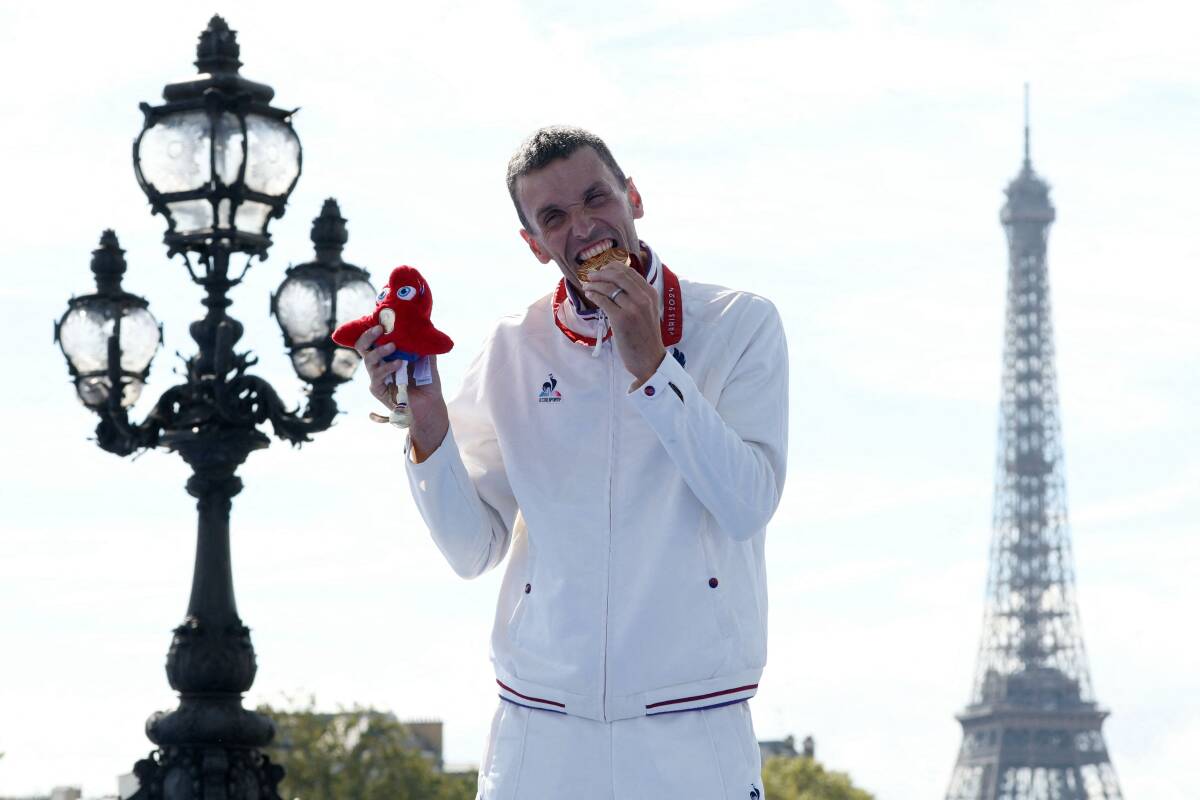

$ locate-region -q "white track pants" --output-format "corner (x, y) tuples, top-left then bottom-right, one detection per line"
(476, 699), (764, 800)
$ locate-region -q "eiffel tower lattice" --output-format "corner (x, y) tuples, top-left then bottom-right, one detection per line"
(944, 89), (1124, 800)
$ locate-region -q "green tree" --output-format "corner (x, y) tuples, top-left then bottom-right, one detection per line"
(258, 699), (476, 800)
(762, 755), (875, 800)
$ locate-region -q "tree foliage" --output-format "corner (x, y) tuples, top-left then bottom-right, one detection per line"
(258, 699), (476, 800)
(258, 699), (873, 800)
(762, 755), (875, 800)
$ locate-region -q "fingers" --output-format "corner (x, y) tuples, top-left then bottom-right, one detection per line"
(365, 349), (401, 384)
(584, 280), (657, 323)
(582, 280), (625, 312)
(366, 347), (406, 406)
(584, 286), (621, 317)
(354, 324), (384, 356)
(362, 336), (397, 371)
(369, 370), (402, 403)
(584, 265), (655, 313)
(589, 263), (652, 298)
(584, 279), (666, 383)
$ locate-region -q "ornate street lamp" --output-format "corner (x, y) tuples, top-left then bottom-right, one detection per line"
(55, 231), (162, 416)
(55, 17), (368, 800)
(272, 198), (376, 389)
(133, 15), (300, 259)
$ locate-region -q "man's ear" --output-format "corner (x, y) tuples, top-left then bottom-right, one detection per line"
(626, 177), (644, 220)
(520, 229), (552, 264)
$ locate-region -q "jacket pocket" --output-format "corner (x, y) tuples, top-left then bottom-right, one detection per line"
(690, 525), (738, 680)
(696, 522), (738, 642)
(508, 535), (537, 651)
(508, 584), (531, 650)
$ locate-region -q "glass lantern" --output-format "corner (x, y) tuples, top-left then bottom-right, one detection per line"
(132, 16), (301, 258)
(273, 199), (374, 384)
(56, 231), (162, 409)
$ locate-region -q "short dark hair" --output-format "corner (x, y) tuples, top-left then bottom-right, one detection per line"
(506, 126), (628, 231)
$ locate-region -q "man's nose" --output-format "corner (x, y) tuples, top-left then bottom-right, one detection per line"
(569, 206), (596, 239)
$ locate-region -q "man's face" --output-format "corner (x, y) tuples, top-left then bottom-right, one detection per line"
(515, 146), (643, 292)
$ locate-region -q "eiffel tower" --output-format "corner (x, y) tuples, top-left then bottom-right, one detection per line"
(944, 90), (1124, 800)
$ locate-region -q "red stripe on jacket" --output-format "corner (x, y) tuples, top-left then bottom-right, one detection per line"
(645, 683), (758, 710)
(496, 680), (567, 709)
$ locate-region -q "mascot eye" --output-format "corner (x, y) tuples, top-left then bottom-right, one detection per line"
(396, 285), (417, 301)
(377, 288), (389, 302)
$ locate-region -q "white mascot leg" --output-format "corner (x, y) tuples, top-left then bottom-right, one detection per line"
(371, 364), (413, 428)
(389, 379), (411, 428)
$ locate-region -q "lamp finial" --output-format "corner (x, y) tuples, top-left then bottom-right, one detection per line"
(195, 15), (242, 74)
(90, 230), (129, 295)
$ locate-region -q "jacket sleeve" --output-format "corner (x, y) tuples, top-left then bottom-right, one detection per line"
(628, 295), (788, 541)
(404, 344), (519, 578)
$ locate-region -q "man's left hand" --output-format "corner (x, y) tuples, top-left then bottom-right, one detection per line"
(583, 263), (666, 389)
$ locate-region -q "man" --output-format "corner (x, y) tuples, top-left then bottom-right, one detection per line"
(356, 127), (788, 798)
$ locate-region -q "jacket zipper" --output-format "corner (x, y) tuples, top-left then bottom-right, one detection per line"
(600, 336), (616, 719)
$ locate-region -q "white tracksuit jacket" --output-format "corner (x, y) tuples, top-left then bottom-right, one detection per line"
(404, 246), (788, 723)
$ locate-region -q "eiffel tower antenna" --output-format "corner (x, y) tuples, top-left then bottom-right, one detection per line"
(943, 90), (1124, 800)
(1024, 83), (1032, 166)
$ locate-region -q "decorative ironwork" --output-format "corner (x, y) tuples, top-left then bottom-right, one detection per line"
(55, 17), (369, 800)
(944, 88), (1124, 800)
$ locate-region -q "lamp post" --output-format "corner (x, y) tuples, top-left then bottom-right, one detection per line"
(55, 17), (374, 800)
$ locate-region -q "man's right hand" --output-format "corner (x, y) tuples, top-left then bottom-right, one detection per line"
(355, 325), (450, 462)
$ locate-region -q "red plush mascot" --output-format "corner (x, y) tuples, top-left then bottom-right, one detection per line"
(331, 265), (453, 428)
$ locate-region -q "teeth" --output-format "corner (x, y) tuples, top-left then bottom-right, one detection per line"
(578, 240), (614, 262)
(380, 308), (396, 333)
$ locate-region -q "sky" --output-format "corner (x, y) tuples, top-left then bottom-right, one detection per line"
(0, 0), (1197, 797)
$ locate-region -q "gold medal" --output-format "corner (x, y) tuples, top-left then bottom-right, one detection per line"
(575, 246), (632, 283)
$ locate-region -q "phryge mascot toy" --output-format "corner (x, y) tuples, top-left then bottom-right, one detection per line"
(331, 265), (453, 428)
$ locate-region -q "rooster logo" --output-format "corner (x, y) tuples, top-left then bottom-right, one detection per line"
(538, 373), (562, 402)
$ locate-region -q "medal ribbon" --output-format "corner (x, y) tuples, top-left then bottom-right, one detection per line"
(553, 264), (683, 348)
